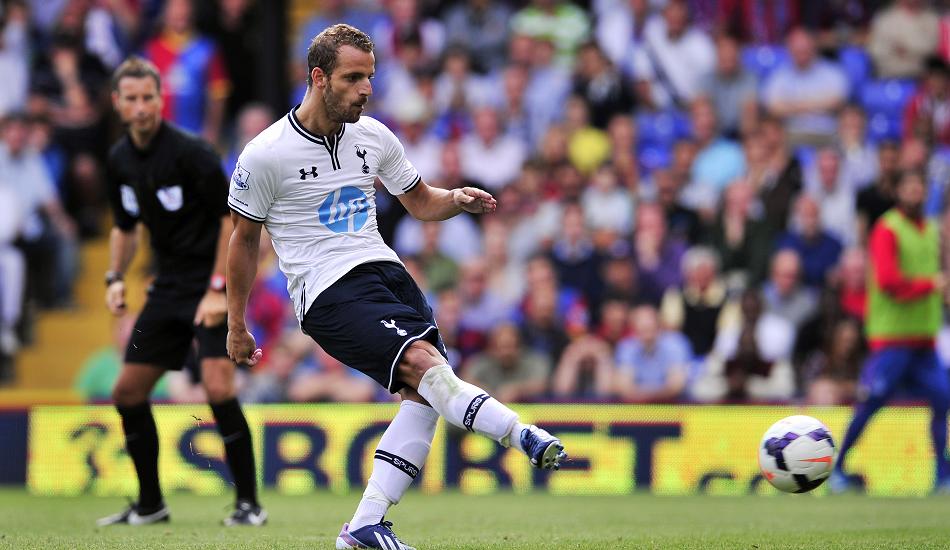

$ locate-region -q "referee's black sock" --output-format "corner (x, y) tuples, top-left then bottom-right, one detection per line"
(210, 398), (259, 506)
(116, 402), (163, 510)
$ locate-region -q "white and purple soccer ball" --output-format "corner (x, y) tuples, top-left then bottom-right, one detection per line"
(758, 415), (836, 493)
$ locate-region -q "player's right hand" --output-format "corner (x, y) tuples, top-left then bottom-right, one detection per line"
(105, 281), (126, 316)
(227, 327), (263, 367)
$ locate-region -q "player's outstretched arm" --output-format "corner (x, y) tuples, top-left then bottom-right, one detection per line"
(226, 212), (263, 366)
(104, 225), (139, 316)
(397, 181), (497, 222)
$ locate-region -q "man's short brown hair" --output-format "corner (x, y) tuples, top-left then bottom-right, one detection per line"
(111, 56), (161, 92)
(306, 24), (374, 86)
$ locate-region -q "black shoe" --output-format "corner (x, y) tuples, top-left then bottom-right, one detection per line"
(223, 500), (267, 526)
(96, 502), (170, 526)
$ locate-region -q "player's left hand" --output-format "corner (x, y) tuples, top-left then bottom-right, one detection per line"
(194, 290), (227, 327)
(453, 187), (497, 214)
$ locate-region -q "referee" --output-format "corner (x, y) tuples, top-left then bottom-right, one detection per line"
(97, 57), (264, 526)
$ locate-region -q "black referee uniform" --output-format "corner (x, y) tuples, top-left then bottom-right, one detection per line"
(104, 121), (260, 520)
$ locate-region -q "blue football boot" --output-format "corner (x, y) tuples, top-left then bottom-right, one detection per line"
(521, 425), (567, 470)
(336, 520), (415, 550)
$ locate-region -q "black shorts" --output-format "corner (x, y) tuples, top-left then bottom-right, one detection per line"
(125, 291), (228, 369)
(301, 261), (446, 393)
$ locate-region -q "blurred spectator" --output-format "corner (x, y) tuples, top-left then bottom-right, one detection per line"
(835, 247), (869, 321)
(582, 163), (635, 237)
(660, 246), (735, 357)
(75, 316), (170, 402)
(0, 113), (78, 309)
(549, 201), (603, 304)
(763, 27), (848, 146)
(495, 63), (532, 144)
(869, 0), (939, 79)
(61, 152), (104, 239)
(372, 0), (444, 63)
(572, 41), (635, 129)
(837, 104), (878, 190)
(799, 318), (863, 405)
(283, 341), (378, 403)
(633, 0), (715, 110)
(700, 33), (757, 139)
(459, 106), (526, 191)
(563, 95), (610, 175)
(294, 0), (381, 66)
(606, 113), (638, 189)
(144, 0), (230, 143)
(417, 222), (459, 294)
(522, 36), (571, 148)
(755, 116), (803, 233)
(717, 0), (799, 45)
(443, 0), (511, 73)
(519, 256), (581, 358)
(457, 258), (515, 346)
(392, 92), (442, 182)
(205, 0), (261, 121)
(30, 30), (110, 156)
(510, 0), (590, 66)
(434, 287), (463, 367)
(775, 194), (843, 288)
(595, 293), (632, 348)
(464, 322), (550, 402)
(807, 148), (858, 246)
(0, 2), (29, 117)
(706, 179), (771, 288)
(551, 335), (615, 399)
(762, 249), (818, 330)
(652, 167), (701, 245)
(632, 202), (686, 305)
(856, 141), (900, 241)
(434, 46), (493, 117)
(0, 178), (24, 370)
(700, 289), (795, 402)
(614, 305), (690, 402)
(601, 253), (641, 304)
(903, 55), (950, 147)
(594, 0), (649, 71)
(224, 102), (275, 177)
(689, 97), (746, 199)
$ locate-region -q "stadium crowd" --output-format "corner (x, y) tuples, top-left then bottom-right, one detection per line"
(5, 0), (950, 406)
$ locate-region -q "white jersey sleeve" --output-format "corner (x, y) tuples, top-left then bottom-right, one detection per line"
(375, 121), (422, 196)
(228, 141), (280, 222)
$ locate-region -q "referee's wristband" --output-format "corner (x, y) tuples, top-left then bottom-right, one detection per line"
(105, 271), (123, 287)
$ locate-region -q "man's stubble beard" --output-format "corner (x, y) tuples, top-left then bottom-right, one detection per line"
(323, 81), (361, 124)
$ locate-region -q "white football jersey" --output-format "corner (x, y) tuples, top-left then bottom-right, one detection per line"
(228, 109), (421, 321)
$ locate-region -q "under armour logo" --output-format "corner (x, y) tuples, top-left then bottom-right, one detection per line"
(380, 319), (407, 336)
(299, 166), (318, 180)
(355, 146), (369, 174)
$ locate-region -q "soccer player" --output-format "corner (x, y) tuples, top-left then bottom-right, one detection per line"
(226, 24), (566, 549)
(98, 57), (265, 526)
(830, 170), (950, 493)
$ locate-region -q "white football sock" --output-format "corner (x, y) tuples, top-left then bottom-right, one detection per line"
(509, 422), (530, 453)
(349, 400), (438, 530)
(416, 364), (520, 446)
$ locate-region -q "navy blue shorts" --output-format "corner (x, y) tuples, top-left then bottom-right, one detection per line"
(301, 261), (446, 393)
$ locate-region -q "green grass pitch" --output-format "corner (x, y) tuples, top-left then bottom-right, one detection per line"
(2, 489), (950, 549)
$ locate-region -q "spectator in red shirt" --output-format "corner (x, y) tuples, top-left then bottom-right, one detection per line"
(903, 56), (950, 147)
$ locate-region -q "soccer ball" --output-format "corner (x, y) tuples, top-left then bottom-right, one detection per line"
(758, 415), (836, 493)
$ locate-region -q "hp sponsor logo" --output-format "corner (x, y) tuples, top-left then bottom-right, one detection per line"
(318, 186), (369, 233)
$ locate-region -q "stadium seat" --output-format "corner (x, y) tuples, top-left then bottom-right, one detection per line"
(741, 45), (790, 81)
(860, 79), (917, 116)
(839, 47), (871, 99)
(635, 110), (691, 147)
(867, 112), (903, 143)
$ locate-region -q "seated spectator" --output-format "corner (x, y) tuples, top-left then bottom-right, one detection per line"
(434, 287), (463, 368)
(762, 249), (818, 330)
(705, 179), (772, 288)
(697, 290), (795, 402)
(393, 93), (442, 183)
(457, 258), (515, 353)
(551, 335), (615, 400)
(868, 0), (939, 79)
(614, 305), (690, 402)
(0, 178), (24, 368)
(572, 41), (635, 129)
(594, 293), (633, 349)
(600, 253), (642, 305)
(459, 106), (526, 191)
(74, 316), (167, 402)
(836, 104), (878, 190)
(510, 0), (590, 65)
(799, 318), (863, 405)
(632, 0), (715, 110)
(700, 32), (757, 139)
(756, 116), (803, 233)
(835, 248), (868, 322)
(775, 194), (843, 288)
(903, 56), (950, 147)
(417, 222), (459, 294)
(0, 2), (28, 117)
(689, 97), (746, 199)
(660, 246), (736, 358)
(856, 142), (899, 242)
(284, 341), (378, 404)
(434, 46), (494, 117)
(519, 256), (580, 360)
(549, 201), (603, 304)
(582, 164), (635, 238)
(563, 95), (611, 175)
(464, 323), (550, 403)
(523, 37), (572, 148)
(443, 0), (511, 72)
(224, 103), (275, 178)
(652, 168), (701, 245)
(763, 27), (848, 146)
(606, 113), (639, 190)
(632, 202), (687, 305)
(806, 148), (858, 246)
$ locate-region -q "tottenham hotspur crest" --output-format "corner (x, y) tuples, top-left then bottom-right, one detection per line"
(355, 145), (369, 174)
(381, 319), (407, 336)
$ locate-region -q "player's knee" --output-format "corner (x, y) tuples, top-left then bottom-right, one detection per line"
(402, 342), (444, 376)
(112, 382), (148, 407)
(203, 379), (235, 403)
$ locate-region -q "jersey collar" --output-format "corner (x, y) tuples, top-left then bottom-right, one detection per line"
(288, 105), (346, 146)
